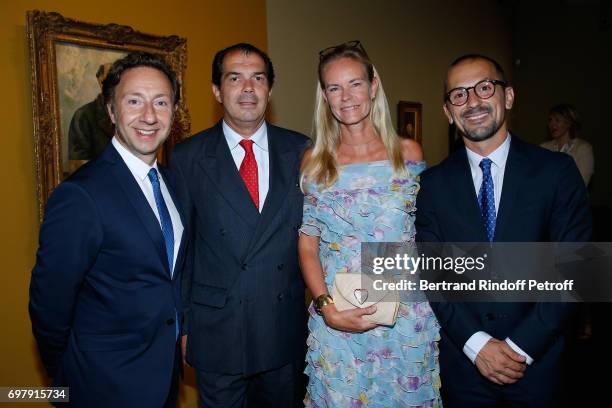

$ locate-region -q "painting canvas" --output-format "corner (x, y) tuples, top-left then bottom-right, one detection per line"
(27, 10), (190, 221)
(55, 43), (127, 173)
(397, 101), (422, 143)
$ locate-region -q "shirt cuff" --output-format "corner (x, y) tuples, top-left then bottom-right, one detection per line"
(505, 337), (534, 365)
(463, 331), (492, 364)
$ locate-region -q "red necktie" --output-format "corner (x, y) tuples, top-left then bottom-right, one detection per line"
(239, 139), (259, 209)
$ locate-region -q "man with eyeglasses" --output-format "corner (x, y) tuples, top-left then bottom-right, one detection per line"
(415, 54), (591, 407)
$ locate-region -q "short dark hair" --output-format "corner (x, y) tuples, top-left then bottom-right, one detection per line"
(211, 43), (275, 88)
(102, 51), (180, 106)
(445, 54), (507, 92)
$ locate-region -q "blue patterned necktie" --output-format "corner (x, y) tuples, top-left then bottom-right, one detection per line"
(478, 158), (496, 242)
(147, 168), (174, 273)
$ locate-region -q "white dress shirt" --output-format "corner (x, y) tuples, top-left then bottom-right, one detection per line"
(112, 137), (183, 276)
(462, 134), (534, 365)
(223, 120), (270, 212)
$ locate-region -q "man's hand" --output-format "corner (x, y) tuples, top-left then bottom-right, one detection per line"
(181, 335), (190, 366)
(475, 338), (526, 385)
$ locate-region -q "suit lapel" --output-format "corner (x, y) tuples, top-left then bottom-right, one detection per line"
(245, 125), (297, 256)
(105, 145), (169, 276)
(447, 149), (489, 241)
(197, 122), (260, 228)
(495, 137), (528, 241)
(260, 125), (294, 218)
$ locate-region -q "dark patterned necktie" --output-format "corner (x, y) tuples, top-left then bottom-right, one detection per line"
(148, 168), (178, 339)
(147, 168), (174, 272)
(478, 158), (496, 242)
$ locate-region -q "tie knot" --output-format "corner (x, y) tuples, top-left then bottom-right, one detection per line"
(479, 158), (492, 172)
(147, 168), (160, 184)
(239, 139), (255, 153)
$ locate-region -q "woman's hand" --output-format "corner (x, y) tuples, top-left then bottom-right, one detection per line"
(299, 215), (378, 333)
(321, 303), (378, 332)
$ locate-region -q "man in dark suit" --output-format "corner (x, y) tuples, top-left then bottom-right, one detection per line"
(171, 43), (308, 407)
(29, 52), (186, 407)
(415, 54), (591, 407)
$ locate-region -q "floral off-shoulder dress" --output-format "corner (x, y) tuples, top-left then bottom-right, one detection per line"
(300, 160), (442, 408)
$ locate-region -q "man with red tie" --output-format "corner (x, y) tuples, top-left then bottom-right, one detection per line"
(171, 43), (309, 407)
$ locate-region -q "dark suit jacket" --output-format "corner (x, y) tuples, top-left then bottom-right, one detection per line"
(415, 136), (591, 396)
(171, 121), (309, 375)
(29, 143), (187, 407)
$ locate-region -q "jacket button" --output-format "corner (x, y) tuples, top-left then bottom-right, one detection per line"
(241, 264), (247, 270)
(277, 263), (284, 270)
(485, 313), (495, 321)
(220, 228), (226, 235)
(166, 318), (175, 325)
(277, 293), (284, 301)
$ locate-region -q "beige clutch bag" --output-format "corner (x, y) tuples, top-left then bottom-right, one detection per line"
(331, 273), (399, 326)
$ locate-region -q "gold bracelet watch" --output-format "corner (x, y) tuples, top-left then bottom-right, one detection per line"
(314, 294), (334, 315)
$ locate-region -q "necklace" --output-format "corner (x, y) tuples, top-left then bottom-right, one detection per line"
(341, 137), (378, 146)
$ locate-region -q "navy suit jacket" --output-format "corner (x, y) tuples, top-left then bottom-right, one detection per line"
(29, 143), (187, 407)
(415, 136), (591, 387)
(171, 121), (309, 375)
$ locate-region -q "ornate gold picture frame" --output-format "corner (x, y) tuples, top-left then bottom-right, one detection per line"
(27, 10), (190, 221)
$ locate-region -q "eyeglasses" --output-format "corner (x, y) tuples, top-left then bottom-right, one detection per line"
(445, 79), (507, 106)
(319, 40), (368, 60)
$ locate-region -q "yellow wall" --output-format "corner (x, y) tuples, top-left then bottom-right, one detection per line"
(0, 1), (266, 406)
(266, 0), (512, 165)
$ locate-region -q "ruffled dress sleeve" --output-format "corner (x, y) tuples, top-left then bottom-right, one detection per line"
(300, 182), (322, 237)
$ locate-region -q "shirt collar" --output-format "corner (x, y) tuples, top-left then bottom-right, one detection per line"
(222, 120), (268, 151)
(112, 137), (158, 181)
(465, 132), (511, 170)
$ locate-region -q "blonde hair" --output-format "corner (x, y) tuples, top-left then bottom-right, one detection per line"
(549, 103), (581, 139)
(301, 46), (404, 191)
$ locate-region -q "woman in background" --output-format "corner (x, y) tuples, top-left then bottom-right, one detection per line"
(298, 41), (441, 407)
(541, 103), (594, 185)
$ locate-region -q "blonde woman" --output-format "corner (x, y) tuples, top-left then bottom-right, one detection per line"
(541, 103), (594, 186)
(299, 41), (441, 407)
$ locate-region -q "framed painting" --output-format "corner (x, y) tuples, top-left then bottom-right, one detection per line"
(397, 101), (422, 144)
(27, 10), (190, 221)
